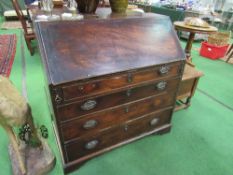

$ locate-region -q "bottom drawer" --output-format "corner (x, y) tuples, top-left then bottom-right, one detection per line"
(64, 108), (173, 162)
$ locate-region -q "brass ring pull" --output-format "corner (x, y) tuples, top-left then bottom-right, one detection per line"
(81, 100), (97, 111)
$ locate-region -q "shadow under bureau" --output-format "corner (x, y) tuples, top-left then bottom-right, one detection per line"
(35, 12), (186, 173)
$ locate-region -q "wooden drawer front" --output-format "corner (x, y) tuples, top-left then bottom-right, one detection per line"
(60, 92), (175, 141)
(57, 78), (179, 122)
(58, 91), (176, 124)
(65, 109), (172, 162)
(60, 62), (181, 102)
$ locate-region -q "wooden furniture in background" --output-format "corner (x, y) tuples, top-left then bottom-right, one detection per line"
(174, 21), (217, 61)
(3, 10), (28, 20)
(176, 63), (203, 111)
(11, 0), (35, 55)
(35, 10), (185, 173)
(151, 5), (185, 22)
(0, 0), (25, 15)
(173, 21), (214, 109)
(226, 44), (233, 63)
(53, 0), (64, 8)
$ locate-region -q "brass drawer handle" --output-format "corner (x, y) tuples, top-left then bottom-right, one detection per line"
(156, 81), (167, 91)
(150, 118), (159, 126)
(159, 65), (170, 75)
(83, 120), (98, 129)
(81, 100), (97, 111)
(85, 140), (99, 150)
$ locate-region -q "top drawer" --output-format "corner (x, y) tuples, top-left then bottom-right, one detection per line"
(54, 62), (182, 103)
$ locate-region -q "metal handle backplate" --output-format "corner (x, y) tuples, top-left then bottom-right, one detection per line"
(85, 140), (99, 150)
(156, 81), (167, 91)
(83, 120), (98, 129)
(81, 100), (97, 111)
(150, 118), (159, 126)
(159, 66), (170, 75)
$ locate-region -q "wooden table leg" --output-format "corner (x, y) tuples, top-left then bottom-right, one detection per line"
(226, 51), (233, 63)
(226, 44), (233, 63)
(226, 44), (233, 55)
(185, 32), (195, 61)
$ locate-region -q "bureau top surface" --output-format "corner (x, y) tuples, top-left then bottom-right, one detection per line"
(36, 13), (185, 85)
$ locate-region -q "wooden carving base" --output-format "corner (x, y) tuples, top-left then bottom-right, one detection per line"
(8, 140), (56, 175)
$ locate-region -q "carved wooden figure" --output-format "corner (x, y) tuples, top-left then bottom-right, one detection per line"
(0, 76), (55, 175)
(0, 76), (28, 174)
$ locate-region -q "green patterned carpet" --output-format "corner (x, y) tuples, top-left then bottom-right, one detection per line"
(0, 16), (233, 175)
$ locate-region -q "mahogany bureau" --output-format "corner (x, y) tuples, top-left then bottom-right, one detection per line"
(35, 12), (186, 173)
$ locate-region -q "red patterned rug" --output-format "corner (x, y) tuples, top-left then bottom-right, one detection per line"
(0, 34), (17, 77)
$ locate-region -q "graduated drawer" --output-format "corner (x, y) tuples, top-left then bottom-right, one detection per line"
(60, 92), (175, 142)
(64, 109), (172, 162)
(57, 62), (181, 103)
(57, 77), (179, 122)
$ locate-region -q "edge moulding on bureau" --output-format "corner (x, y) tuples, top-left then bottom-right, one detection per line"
(35, 9), (186, 173)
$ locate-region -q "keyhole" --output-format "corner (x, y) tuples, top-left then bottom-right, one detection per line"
(124, 125), (128, 132)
